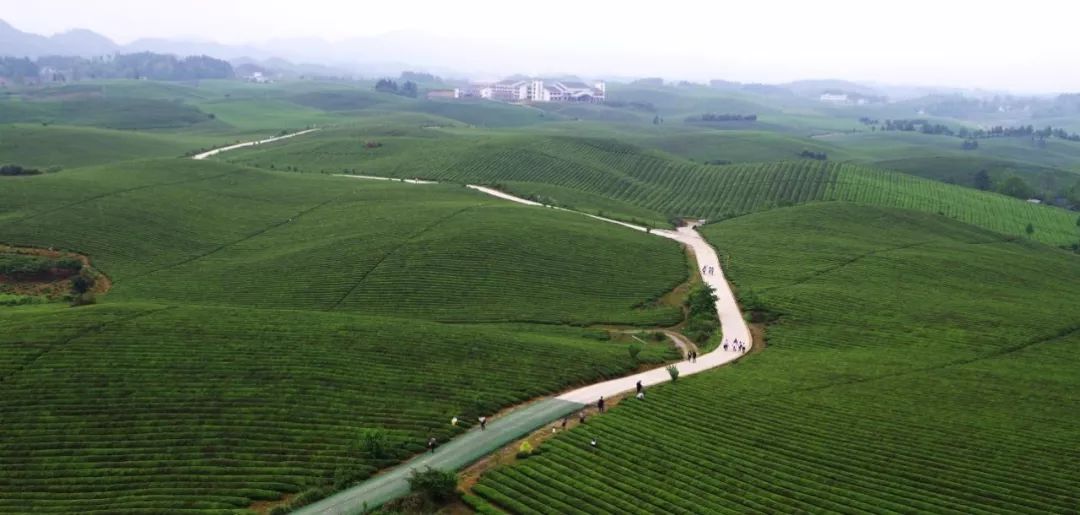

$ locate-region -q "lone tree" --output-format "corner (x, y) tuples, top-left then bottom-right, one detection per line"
(973, 169), (993, 191)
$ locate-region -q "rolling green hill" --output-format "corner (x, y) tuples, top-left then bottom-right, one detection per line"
(0, 95), (218, 130)
(224, 130), (1080, 245)
(0, 159), (685, 325)
(0, 303), (677, 513)
(474, 202), (1080, 514)
(0, 155), (689, 511)
(0, 124), (221, 168)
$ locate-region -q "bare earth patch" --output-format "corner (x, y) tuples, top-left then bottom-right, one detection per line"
(0, 245), (111, 300)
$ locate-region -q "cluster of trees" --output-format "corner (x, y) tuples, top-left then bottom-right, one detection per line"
(879, 119), (953, 135)
(0, 57), (38, 80)
(873, 118), (1080, 144)
(858, 117), (880, 125)
(399, 71), (441, 83)
(799, 150), (828, 160)
(688, 113), (758, 122)
(973, 169), (1035, 199)
(0, 164), (41, 176)
(375, 79), (418, 98)
(605, 100), (656, 112)
(957, 125), (1080, 142)
(630, 77), (664, 87)
(961, 140), (979, 150)
(0, 53), (233, 83)
(975, 169), (1080, 207)
(683, 285), (719, 344)
(0, 254), (81, 277)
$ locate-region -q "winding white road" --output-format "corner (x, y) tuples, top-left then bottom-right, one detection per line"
(191, 129), (321, 160)
(346, 175), (755, 402)
(198, 135), (754, 514)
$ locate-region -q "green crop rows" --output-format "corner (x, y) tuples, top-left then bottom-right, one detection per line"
(474, 203), (1080, 513)
(0, 304), (677, 513)
(0, 155), (688, 511)
(0, 159), (684, 325)
(225, 131), (1080, 245)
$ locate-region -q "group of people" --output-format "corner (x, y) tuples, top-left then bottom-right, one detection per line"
(723, 338), (748, 353)
(687, 349), (699, 363)
(434, 414), (490, 453)
(700, 265), (716, 276)
(433, 379), (657, 456)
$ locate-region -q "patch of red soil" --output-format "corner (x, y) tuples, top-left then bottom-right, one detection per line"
(0, 245), (111, 299)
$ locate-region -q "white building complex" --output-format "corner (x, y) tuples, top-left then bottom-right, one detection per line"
(470, 79), (606, 103)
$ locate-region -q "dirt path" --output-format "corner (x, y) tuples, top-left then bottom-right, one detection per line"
(191, 129), (321, 160)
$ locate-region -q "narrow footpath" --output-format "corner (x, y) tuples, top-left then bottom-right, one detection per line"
(191, 129), (320, 160)
(193, 135), (752, 514)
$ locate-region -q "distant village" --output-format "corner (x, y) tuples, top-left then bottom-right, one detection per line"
(426, 79), (607, 103)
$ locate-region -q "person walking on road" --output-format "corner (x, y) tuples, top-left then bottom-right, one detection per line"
(479, 416), (487, 431)
(636, 380), (643, 395)
(427, 437), (437, 454)
(597, 396), (606, 413)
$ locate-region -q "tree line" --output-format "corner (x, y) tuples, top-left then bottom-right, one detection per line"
(872, 118), (1080, 142)
(375, 79), (418, 98)
(687, 113), (758, 123)
(0, 53), (234, 83)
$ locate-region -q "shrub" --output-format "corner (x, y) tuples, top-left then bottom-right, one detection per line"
(516, 441), (534, 459)
(0, 164), (42, 176)
(628, 342), (643, 361)
(357, 428), (390, 459)
(71, 275), (94, 295)
(69, 292), (96, 307)
(407, 466), (458, 503)
(667, 365), (680, 382)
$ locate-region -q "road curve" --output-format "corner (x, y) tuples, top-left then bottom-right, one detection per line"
(195, 135), (753, 514)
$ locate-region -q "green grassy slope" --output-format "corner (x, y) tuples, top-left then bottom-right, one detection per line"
(0, 95), (218, 130)
(0, 159), (684, 325)
(0, 124), (221, 168)
(0, 303), (676, 513)
(475, 202), (1080, 514)
(224, 130), (1080, 245)
(639, 130), (845, 163)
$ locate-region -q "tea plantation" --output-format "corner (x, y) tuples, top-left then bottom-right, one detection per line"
(474, 202), (1080, 513)
(0, 303), (677, 513)
(0, 159), (684, 325)
(223, 131), (1080, 245)
(0, 157), (688, 511)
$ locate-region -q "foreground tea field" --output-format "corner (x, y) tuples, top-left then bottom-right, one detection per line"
(224, 130), (1080, 245)
(474, 203), (1080, 513)
(0, 304), (677, 513)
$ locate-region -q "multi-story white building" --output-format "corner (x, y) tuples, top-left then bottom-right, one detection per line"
(473, 78), (605, 103)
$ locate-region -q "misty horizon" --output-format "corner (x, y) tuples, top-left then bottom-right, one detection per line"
(2, 0), (1080, 94)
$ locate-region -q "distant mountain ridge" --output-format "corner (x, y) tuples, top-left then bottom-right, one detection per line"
(0, 19), (119, 57)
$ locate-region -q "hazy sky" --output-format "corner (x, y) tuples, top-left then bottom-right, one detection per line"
(3, 0), (1079, 92)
